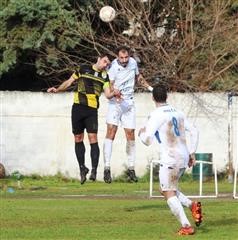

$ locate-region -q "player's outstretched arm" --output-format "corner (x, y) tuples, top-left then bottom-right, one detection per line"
(137, 74), (153, 92)
(47, 76), (76, 93)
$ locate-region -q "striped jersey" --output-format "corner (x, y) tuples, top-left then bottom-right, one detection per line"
(72, 65), (110, 108)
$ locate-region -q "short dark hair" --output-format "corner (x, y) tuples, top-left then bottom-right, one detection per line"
(116, 46), (130, 55)
(152, 83), (167, 103)
(98, 52), (113, 62)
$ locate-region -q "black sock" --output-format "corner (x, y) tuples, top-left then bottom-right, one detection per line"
(75, 142), (85, 169)
(90, 143), (100, 170)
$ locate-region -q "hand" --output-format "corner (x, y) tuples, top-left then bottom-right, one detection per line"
(188, 153), (196, 167)
(138, 127), (146, 136)
(47, 87), (58, 93)
(113, 88), (121, 96)
(113, 89), (122, 102)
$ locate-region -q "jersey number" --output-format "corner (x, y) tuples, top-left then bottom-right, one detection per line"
(172, 117), (180, 136)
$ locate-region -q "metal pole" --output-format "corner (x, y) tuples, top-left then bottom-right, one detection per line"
(228, 92), (233, 183)
(199, 162), (203, 196)
(149, 161), (153, 197)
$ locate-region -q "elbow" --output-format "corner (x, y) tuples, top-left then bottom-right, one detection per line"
(141, 138), (152, 146)
(105, 93), (113, 99)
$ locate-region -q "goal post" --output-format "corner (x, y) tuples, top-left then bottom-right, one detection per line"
(233, 160), (238, 199)
(230, 92), (238, 199)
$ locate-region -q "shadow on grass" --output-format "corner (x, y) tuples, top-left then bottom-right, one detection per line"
(207, 218), (238, 227)
(123, 204), (167, 212)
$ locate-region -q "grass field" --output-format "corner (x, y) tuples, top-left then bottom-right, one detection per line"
(0, 176), (238, 240)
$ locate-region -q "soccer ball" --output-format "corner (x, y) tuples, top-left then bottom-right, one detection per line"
(99, 6), (116, 23)
(0, 163), (6, 178)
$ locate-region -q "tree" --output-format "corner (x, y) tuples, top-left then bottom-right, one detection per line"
(85, 0), (238, 92)
(1, 0), (238, 92)
(0, 0), (91, 79)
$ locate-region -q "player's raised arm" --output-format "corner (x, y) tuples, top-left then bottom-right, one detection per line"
(47, 75), (76, 93)
(136, 74), (153, 92)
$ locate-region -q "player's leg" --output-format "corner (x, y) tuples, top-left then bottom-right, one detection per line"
(71, 104), (89, 184)
(103, 124), (117, 183)
(176, 168), (192, 207)
(88, 134), (99, 181)
(103, 103), (120, 183)
(160, 165), (194, 235)
(121, 104), (137, 182)
(176, 169), (203, 226)
(124, 128), (137, 182)
(85, 108), (99, 181)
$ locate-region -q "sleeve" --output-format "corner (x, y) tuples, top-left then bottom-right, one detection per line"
(108, 61), (116, 81)
(130, 57), (139, 76)
(134, 59), (139, 76)
(103, 72), (110, 89)
(139, 111), (162, 146)
(71, 66), (82, 80)
(184, 116), (199, 154)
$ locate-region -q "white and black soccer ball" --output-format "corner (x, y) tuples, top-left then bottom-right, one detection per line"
(99, 6), (116, 23)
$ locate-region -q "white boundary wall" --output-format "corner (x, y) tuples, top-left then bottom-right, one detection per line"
(0, 91), (236, 181)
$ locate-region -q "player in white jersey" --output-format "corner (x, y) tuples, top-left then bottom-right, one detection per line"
(103, 46), (151, 183)
(139, 83), (202, 235)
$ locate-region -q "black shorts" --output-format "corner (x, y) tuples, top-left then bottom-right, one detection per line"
(71, 104), (98, 134)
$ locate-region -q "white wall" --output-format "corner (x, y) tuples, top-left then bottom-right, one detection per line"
(0, 91), (237, 180)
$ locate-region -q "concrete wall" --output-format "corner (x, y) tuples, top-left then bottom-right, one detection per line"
(0, 91), (237, 180)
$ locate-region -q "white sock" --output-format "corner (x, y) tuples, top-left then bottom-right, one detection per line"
(167, 196), (191, 227)
(126, 140), (135, 169)
(103, 138), (113, 169)
(177, 190), (192, 208)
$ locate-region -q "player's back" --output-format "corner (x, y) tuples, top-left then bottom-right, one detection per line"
(154, 104), (189, 168)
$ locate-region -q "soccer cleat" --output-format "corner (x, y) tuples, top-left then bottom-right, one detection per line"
(127, 169), (138, 182)
(177, 226), (195, 235)
(191, 201), (203, 226)
(89, 169), (97, 181)
(80, 166), (89, 185)
(104, 169), (112, 183)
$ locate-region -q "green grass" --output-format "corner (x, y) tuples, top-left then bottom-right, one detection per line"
(0, 177), (238, 240)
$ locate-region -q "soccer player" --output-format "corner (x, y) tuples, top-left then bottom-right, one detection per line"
(103, 46), (151, 183)
(138, 83), (202, 235)
(47, 53), (118, 184)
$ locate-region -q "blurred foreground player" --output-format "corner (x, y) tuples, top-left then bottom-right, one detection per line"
(138, 83), (202, 235)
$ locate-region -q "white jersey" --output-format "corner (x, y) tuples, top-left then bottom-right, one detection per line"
(139, 104), (199, 168)
(108, 57), (139, 100)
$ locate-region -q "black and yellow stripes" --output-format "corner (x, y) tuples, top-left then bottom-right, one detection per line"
(72, 65), (109, 108)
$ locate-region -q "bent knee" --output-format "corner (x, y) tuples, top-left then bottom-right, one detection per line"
(106, 125), (117, 139)
(125, 129), (135, 140)
(74, 134), (83, 143)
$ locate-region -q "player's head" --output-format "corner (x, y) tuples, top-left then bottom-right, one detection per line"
(96, 53), (112, 70)
(116, 46), (130, 67)
(152, 83), (167, 103)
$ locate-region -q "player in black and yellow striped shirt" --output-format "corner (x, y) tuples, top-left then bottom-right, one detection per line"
(47, 54), (119, 184)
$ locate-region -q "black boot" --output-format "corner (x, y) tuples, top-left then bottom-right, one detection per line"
(80, 166), (89, 184)
(127, 169), (138, 182)
(104, 168), (112, 183)
(89, 168), (97, 181)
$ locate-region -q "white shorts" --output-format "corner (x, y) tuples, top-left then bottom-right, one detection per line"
(159, 164), (185, 191)
(106, 99), (136, 129)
